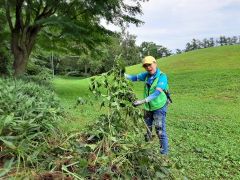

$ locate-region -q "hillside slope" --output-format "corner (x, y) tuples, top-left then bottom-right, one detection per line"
(151, 45), (240, 179)
(53, 45), (240, 179)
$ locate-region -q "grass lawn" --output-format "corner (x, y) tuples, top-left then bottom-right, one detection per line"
(53, 77), (99, 132)
(53, 45), (240, 179)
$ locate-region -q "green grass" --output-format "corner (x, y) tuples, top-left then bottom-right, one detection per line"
(53, 77), (99, 132)
(53, 45), (240, 179)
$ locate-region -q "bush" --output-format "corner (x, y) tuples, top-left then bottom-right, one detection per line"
(0, 47), (12, 76)
(23, 69), (53, 87)
(0, 78), (63, 167)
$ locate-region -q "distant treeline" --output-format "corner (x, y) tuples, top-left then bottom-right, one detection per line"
(1, 31), (239, 78)
(177, 35), (240, 54)
(34, 35), (240, 77)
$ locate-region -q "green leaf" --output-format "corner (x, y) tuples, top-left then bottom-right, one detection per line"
(0, 137), (17, 150)
(62, 165), (83, 180)
(86, 144), (97, 150)
(3, 115), (14, 126)
(0, 157), (15, 177)
(155, 171), (166, 179)
(109, 136), (117, 142)
(79, 159), (88, 168)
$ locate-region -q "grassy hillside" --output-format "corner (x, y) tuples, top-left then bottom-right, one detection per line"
(53, 45), (240, 179)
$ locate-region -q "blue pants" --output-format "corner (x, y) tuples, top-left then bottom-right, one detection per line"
(144, 104), (168, 154)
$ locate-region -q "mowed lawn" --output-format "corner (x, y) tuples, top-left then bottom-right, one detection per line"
(53, 45), (240, 179)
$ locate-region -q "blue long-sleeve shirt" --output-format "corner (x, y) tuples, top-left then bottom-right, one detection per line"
(125, 68), (167, 102)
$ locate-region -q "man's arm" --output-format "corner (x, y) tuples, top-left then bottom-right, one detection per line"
(145, 89), (161, 102)
(125, 72), (148, 82)
(124, 74), (138, 81)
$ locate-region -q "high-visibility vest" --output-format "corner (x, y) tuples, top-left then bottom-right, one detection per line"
(143, 73), (167, 111)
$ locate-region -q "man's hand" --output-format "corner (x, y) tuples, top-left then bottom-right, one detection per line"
(132, 99), (146, 107)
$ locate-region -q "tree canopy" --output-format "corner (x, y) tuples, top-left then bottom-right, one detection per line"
(0, 0), (147, 76)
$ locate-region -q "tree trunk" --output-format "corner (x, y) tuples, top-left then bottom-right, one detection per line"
(11, 27), (40, 77)
(84, 64), (88, 75)
(12, 48), (29, 76)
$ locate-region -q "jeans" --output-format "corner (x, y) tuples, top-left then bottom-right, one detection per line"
(144, 104), (168, 154)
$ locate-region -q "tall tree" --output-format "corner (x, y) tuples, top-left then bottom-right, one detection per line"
(202, 38), (210, 48)
(185, 42), (193, 52)
(175, 49), (182, 54)
(1, 0), (146, 76)
(121, 31), (141, 65)
(231, 36), (238, 45)
(157, 45), (172, 58)
(191, 38), (201, 50)
(185, 38), (202, 52)
(218, 36), (228, 46)
(140, 42), (171, 59)
(140, 42), (158, 58)
(209, 38), (215, 47)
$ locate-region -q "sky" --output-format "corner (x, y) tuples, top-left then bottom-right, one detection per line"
(104, 0), (240, 50)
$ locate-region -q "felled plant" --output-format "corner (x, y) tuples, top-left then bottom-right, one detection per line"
(75, 59), (174, 179)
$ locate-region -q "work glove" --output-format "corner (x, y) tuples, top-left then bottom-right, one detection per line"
(132, 99), (146, 107)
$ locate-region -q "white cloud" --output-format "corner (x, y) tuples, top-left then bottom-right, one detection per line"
(125, 0), (240, 49)
(101, 0), (240, 49)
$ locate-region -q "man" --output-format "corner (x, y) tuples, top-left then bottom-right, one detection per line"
(125, 56), (169, 154)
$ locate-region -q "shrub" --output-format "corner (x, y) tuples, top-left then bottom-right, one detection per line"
(0, 78), (63, 167)
(22, 69), (53, 87)
(0, 47), (12, 76)
(25, 57), (53, 86)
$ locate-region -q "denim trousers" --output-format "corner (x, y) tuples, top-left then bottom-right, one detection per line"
(144, 104), (168, 154)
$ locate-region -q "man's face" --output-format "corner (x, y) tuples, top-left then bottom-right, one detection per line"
(143, 62), (157, 75)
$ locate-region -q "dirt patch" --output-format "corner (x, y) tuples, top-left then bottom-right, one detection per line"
(35, 171), (73, 180)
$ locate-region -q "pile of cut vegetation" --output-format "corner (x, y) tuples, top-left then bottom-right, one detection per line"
(68, 63), (177, 179)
